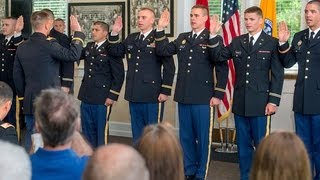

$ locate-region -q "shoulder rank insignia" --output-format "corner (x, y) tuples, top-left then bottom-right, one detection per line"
(46, 36), (56, 41)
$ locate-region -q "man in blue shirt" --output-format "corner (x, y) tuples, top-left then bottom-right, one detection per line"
(30, 88), (88, 180)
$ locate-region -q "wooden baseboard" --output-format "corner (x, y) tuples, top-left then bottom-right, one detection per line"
(109, 121), (237, 143)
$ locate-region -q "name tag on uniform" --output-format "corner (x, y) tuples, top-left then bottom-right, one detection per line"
(127, 45), (133, 49)
(199, 44), (207, 49)
(235, 51), (241, 55)
(100, 54), (107, 57)
(7, 49), (15, 51)
(147, 43), (155, 48)
(258, 50), (271, 53)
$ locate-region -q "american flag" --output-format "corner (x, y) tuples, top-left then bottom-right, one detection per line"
(217, 0), (240, 122)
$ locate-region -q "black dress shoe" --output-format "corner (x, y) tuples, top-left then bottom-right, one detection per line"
(185, 175), (195, 180)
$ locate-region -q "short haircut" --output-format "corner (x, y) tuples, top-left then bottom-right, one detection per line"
(34, 88), (80, 147)
(137, 123), (184, 180)
(0, 140), (31, 180)
(30, 11), (51, 30)
(54, 18), (65, 23)
(83, 143), (149, 180)
(0, 81), (13, 106)
(250, 131), (311, 180)
(139, 7), (156, 17)
(244, 6), (263, 18)
(93, 21), (109, 32)
(307, 0), (320, 11)
(2, 16), (17, 21)
(41, 8), (54, 20)
(191, 4), (209, 16)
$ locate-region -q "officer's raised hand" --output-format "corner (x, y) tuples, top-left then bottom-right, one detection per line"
(15, 16), (24, 33)
(278, 21), (290, 43)
(111, 16), (123, 35)
(209, 14), (221, 36)
(70, 15), (81, 32)
(157, 9), (170, 31)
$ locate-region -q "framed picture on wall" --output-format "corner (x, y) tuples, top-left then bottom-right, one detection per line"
(68, 2), (125, 45)
(0, 0), (7, 20)
(128, 0), (174, 37)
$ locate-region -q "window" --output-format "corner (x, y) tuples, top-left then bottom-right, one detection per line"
(208, 0), (222, 16)
(277, 0), (302, 73)
(32, 0), (68, 25)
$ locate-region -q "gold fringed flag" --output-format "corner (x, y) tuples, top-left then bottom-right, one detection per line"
(260, 0), (278, 37)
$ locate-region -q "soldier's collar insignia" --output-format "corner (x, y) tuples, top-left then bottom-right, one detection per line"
(182, 40), (186, 44)
(297, 40), (302, 46)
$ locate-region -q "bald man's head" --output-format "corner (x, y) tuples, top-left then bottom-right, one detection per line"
(83, 143), (149, 180)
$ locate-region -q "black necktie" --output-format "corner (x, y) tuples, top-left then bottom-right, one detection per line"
(139, 34), (144, 44)
(309, 31), (315, 43)
(94, 44), (98, 49)
(3, 39), (8, 46)
(191, 34), (197, 43)
(249, 36), (254, 50)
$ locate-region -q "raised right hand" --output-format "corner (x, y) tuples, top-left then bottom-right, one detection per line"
(15, 16), (24, 33)
(278, 21), (290, 43)
(112, 16), (123, 34)
(210, 14), (221, 36)
(70, 15), (81, 32)
(158, 9), (170, 31)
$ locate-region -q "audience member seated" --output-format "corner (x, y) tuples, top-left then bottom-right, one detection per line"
(0, 139), (31, 180)
(0, 81), (18, 144)
(30, 131), (93, 156)
(83, 143), (149, 180)
(137, 122), (184, 180)
(30, 89), (89, 180)
(250, 131), (311, 180)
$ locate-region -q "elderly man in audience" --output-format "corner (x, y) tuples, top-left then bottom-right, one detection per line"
(83, 143), (149, 180)
(0, 81), (18, 144)
(0, 140), (31, 180)
(30, 89), (89, 180)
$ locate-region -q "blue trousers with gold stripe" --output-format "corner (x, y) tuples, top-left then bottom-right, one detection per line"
(295, 113), (320, 180)
(80, 102), (110, 148)
(234, 114), (270, 180)
(129, 102), (164, 144)
(178, 103), (213, 180)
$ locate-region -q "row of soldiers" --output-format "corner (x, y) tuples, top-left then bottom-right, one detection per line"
(1, 1), (320, 179)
